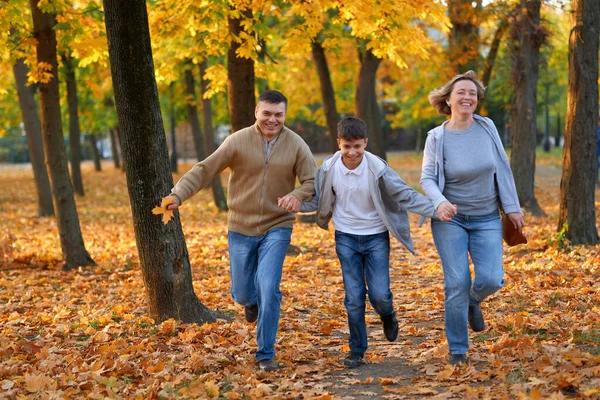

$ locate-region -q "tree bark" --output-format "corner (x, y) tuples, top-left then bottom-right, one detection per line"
(103, 0), (216, 323)
(199, 60), (228, 211)
(311, 40), (339, 153)
(169, 83), (178, 173)
(30, 0), (94, 270)
(509, 0), (545, 216)
(558, 0), (599, 245)
(448, 0), (481, 74)
(109, 128), (121, 169)
(355, 47), (385, 160)
(63, 53), (85, 196)
(88, 134), (102, 171)
(227, 8), (256, 133)
(12, 57), (54, 217)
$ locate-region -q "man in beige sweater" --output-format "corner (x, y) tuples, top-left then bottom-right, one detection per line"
(167, 90), (317, 371)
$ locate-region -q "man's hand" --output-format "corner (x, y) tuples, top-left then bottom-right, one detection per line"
(166, 195), (179, 210)
(278, 195), (301, 213)
(507, 212), (525, 232)
(436, 201), (457, 222)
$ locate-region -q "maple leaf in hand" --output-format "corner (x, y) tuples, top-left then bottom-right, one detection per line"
(152, 196), (175, 225)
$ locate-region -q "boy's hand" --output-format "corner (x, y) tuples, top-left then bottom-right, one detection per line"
(278, 195), (301, 213)
(166, 195), (179, 210)
(437, 201), (457, 222)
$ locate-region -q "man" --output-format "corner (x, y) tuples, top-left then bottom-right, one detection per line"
(167, 90), (317, 371)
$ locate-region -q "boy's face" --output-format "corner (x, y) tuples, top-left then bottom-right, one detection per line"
(338, 137), (368, 170)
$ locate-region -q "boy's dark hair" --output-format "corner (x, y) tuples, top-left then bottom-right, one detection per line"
(337, 116), (367, 140)
(258, 90), (288, 108)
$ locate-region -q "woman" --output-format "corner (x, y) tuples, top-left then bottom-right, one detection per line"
(420, 71), (525, 365)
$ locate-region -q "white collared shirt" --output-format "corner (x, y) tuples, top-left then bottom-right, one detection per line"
(332, 156), (387, 235)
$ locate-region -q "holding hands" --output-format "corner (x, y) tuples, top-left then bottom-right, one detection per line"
(437, 201), (457, 222)
(278, 194), (301, 213)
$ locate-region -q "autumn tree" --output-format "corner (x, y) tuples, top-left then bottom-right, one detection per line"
(447, 0), (481, 74)
(557, 0), (599, 245)
(311, 39), (339, 153)
(62, 52), (85, 195)
(103, 0), (216, 323)
(508, 0), (547, 216)
(30, 0), (94, 270)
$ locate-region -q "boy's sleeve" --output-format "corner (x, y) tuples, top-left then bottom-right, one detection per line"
(383, 168), (437, 218)
(300, 166), (322, 213)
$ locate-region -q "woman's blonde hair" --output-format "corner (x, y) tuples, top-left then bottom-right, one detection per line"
(429, 70), (486, 115)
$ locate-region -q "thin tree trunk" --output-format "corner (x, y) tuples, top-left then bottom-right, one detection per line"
(12, 57), (54, 217)
(88, 134), (102, 171)
(109, 128), (121, 169)
(63, 53), (84, 196)
(481, 12), (512, 89)
(355, 47), (385, 160)
(103, 0), (216, 323)
(509, 0), (545, 216)
(30, 0), (94, 270)
(184, 67), (205, 161)
(448, 0), (481, 73)
(311, 40), (339, 153)
(169, 83), (178, 173)
(227, 8), (256, 133)
(558, 0), (599, 245)
(199, 60), (228, 211)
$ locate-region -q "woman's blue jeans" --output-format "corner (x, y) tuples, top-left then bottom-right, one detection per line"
(335, 230), (394, 354)
(228, 228), (292, 361)
(431, 211), (504, 355)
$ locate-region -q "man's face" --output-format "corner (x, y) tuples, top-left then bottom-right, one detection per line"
(338, 137), (368, 170)
(255, 101), (286, 140)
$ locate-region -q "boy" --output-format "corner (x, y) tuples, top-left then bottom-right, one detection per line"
(301, 117), (453, 368)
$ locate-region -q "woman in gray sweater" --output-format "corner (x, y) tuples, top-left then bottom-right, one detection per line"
(420, 71), (525, 365)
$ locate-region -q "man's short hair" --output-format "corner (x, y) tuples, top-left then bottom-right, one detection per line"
(258, 90), (288, 109)
(337, 117), (367, 140)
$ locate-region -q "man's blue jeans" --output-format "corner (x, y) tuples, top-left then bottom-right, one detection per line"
(228, 228), (292, 361)
(335, 230), (394, 354)
(431, 211), (504, 355)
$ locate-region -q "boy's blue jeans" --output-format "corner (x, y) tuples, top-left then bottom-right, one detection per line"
(431, 212), (504, 355)
(335, 230), (394, 354)
(228, 228), (292, 361)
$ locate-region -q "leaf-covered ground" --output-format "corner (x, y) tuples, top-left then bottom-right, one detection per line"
(1, 152), (599, 399)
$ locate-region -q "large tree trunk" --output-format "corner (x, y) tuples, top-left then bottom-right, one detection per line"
(447, 0), (481, 73)
(184, 67), (205, 161)
(355, 47), (385, 160)
(312, 40), (339, 153)
(109, 128), (121, 169)
(63, 53), (85, 196)
(199, 60), (228, 211)
(103, 0), (216, 323)
(509, 0), (545, 216)
(88, 134), (102, 171)
(12, 57), (54, 217)
(558, 0), (599, 245)
(227, 8), (256, 133)
(30, 0), (94, 270)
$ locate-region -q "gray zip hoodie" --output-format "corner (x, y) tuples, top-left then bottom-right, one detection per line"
(300, 151), (436, 254)
(419, 114), (522, 226)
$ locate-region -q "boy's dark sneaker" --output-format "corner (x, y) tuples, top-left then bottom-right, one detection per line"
(258, 359), (279, 372)
(468, 304), (486, 332)
(449, 353), (467, 365)
(244, 304), (258, 323)
(381, 312), (398, 342)
(343, 352), (364, 368)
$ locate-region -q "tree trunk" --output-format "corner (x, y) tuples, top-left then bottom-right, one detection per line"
(184, 67), (205, 161)
(109, 128), (121, 169)
(558, 0), (599, 245)
(481, 12), (512, 89)
(88, 134), (102, 171)
(199, 60), (228, 211)
(448, 0), (481, 73)
(103, 0), (216, 323)
(509, 0), (545, 216)
(355, 47), (385, 160)
(227, 8), (256, 133)
(30, 0), (94, 270)
(169, 83), (178, 173)
(311, 40), (339, 153)
(12, 57), (54, 217)
(63, 53), (85, 196)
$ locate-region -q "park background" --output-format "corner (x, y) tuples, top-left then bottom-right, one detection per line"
(0, 0), (599, 398)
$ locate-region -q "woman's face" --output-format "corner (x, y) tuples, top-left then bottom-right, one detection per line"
(448, 80), (478, 117)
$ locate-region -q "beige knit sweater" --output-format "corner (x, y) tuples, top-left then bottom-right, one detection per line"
(171, 123), (317, 236)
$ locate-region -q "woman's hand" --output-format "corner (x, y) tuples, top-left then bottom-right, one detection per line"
(437, 201), (457, 222)
(507, 212), (525, 232)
